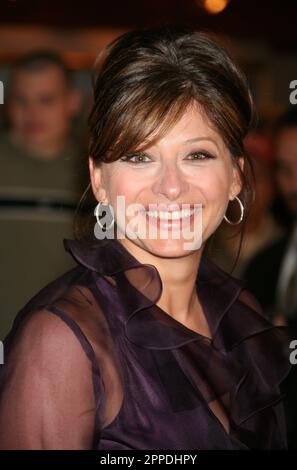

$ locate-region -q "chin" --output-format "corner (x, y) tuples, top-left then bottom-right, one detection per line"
(140, 237), (201, 259)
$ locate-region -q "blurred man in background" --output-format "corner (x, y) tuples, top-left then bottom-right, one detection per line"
(0, 51), (87, 338)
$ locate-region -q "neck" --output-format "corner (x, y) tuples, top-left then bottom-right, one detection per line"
(118, 237), (203, 323)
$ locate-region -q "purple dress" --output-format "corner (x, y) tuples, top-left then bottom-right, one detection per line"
(0, 235), (293, 449)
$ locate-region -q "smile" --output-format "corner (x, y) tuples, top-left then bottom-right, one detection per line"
(140, 205), (202, 231)
(144, 208), (195, 220)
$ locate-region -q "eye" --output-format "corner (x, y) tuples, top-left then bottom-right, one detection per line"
(186, 151), (216, 161)
(120, 152), (151, 164)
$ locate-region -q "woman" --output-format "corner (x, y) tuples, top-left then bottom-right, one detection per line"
(0, 26), (292, 450)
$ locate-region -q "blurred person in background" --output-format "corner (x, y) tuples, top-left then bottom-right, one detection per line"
(0, 50), (87, 338)
(207, 128), (283, 278)
(242, 107), (297, 449)
(243, 107), (297, 326)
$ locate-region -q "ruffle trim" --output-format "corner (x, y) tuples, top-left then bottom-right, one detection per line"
(64, 236), (296, 429)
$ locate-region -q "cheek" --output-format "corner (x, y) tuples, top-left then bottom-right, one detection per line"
(197, 168), (232, 235)
(104, 170), (144, 210)
(195, 166), (231, 206)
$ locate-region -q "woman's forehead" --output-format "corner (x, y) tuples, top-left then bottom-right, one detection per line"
(137, 105), (223, 151)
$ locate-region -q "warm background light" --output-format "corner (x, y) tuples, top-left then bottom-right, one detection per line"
(203, 0), (230, 15)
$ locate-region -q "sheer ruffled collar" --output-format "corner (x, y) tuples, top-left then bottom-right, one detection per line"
(63, 235), (273, 351)
(63, 235), (293, 435)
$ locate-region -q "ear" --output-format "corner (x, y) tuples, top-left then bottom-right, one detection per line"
(230, 156), (244, 200)
(89, 156), (105, 202)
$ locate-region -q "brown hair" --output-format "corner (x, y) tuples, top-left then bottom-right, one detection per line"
(78, 25), (256, 274)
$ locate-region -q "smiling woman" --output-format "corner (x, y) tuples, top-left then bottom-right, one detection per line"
(0, 25), (293, 450)
(89, 101), (244, 256)
(86, 25), (255, 265)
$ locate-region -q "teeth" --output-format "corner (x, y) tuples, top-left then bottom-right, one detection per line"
(145, 209), (194, 220)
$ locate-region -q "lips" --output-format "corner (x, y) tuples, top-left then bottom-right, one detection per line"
(140, 203), (202, 231)
(141, 203), (202, 220)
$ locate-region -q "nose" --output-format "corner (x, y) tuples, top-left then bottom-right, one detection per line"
(151, 161), (189, 201)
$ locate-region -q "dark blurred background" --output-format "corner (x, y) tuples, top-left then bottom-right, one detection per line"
(1, 0), (297, 119)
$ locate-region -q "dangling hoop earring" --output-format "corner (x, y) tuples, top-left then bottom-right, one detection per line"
(223, 196), (244, 225)
(95, 201), (115, 230)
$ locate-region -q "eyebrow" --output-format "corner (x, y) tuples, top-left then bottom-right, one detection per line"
(183, 137), (219, 150)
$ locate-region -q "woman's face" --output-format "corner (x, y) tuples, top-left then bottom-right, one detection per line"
(90, 102), (243, 258)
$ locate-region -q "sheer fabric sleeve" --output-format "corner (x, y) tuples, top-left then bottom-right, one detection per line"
(0, 308), (97, 449)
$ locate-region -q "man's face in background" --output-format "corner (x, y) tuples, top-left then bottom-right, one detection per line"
(275, 126), (297, 220)
(7, 65), (79, 151)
